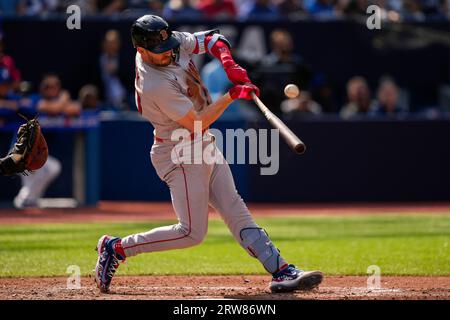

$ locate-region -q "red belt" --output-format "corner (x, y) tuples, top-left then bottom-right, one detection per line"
(154, 128), (208, 143)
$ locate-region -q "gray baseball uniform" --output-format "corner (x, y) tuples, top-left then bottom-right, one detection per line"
(121, 31), (288, 274)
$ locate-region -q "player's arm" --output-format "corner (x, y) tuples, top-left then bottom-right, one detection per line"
(148, 79), (259, 133)
(176, 84), (259, 132)
(176, 93), (232, 132)
(192, 30), (253, 86)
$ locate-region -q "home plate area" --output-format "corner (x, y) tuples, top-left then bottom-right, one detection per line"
(0, 275), (449, 300)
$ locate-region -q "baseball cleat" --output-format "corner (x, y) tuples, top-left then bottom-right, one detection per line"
(94, 235), (125, 293)
(269, 264), (323, 293)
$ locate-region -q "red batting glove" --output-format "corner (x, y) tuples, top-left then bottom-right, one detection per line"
(224, 64), (251, 85)
(229, 83), (260, 100)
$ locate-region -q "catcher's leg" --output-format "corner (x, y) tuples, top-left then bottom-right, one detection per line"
(14, 155), (61, 208)
(121, 162), (212, 257)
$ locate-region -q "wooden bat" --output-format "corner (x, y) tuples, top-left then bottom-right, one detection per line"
(251, 92), (306, 155)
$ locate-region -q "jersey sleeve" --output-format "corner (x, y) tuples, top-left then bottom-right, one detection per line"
(144, 81), (194, 121)
(173, 30), (231, 56)
(172, 31), (197, 55)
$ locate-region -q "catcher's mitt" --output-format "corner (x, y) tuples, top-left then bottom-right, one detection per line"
(0, 118), (48, 176)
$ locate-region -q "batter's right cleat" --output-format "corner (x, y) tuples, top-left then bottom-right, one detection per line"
(269, 264), (323, 293)
(94, 235), (126, 293)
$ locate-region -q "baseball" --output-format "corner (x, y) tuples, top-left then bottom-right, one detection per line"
(284, 84), (300, 99)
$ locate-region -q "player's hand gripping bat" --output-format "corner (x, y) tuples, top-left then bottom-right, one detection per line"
(251, 92), (306, 154)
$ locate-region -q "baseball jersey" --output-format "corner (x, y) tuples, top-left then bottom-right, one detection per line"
(134, 31), (212, 140)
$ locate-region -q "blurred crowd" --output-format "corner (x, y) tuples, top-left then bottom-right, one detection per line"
(0, 28), (116, 125)
(246, 28), (414, 119)
(0, 24), (444, 126)
(0, 20), (442, 208)
(0, 0), (449, 22)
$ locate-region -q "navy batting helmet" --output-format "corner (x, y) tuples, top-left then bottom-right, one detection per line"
(131, 15), (180, 54)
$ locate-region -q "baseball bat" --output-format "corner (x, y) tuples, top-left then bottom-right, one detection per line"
(251, 92), (306, 155)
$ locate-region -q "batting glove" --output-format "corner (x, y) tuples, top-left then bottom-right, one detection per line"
(229, 83), (260, 100)
(224, 64), (251, 85)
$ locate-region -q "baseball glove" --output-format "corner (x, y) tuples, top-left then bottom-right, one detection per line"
(0, 117), (48, 176)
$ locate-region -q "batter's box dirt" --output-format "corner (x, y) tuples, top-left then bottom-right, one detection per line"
(0, 275), (449, 300)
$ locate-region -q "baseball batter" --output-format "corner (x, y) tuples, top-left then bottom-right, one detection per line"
(94, 15), (323, 294)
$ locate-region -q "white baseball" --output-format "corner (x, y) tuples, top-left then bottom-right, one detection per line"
(284, 84), (300, 99)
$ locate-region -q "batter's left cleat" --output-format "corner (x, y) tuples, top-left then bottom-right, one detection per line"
(94, 235), (126, 293)
(269, 264), (323, 293)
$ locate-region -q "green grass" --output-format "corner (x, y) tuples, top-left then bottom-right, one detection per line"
(0, 214), (449, 277)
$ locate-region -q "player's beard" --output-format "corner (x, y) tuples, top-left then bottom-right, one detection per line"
(151, 55), (173, 67)
(160, 56), (173, 66)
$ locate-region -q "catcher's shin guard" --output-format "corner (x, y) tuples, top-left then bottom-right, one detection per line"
(239, 228), (287, 274)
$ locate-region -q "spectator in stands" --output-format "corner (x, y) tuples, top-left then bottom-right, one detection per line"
(443, 0), (450, 18)
(340, 76), (375, 119)
(310, 73), (337, 113)
(243, 0), (280, 20)
(0, 68), (19, 121)
(0, 68), (35, 122)
(126, 0), (164, 14)
(201, 54), (231, 103)
(0, 67), (34, 121)
(17, 0), (59, 16)
(16, 81), (37, 118)
(233, 0), (255, 19)
(99, 29), (127, 110)
(281, 90), (323, 119)
(197, 0), (238, 20)
(127, 0), (162, 10)
(78, 84), (102, 111)
(420, 0), (445, 16)
(277, 0), (306, 18)
(339, 0), (368, 16)
(252, 29), (312, 115)
(96, 0), (126, 14)
(400, 0), (426, 20)
(307, 0), (336, 17)
(163, 0), (202, 20)
(369, 77), (407, 117)
(0, 35), (22, 91)
(37, 73), (81, 117)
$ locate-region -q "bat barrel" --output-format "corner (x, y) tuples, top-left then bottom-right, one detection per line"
(251, 93), (306, 155)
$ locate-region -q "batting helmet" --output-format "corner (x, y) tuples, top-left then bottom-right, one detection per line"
(131, 15), (180, 54)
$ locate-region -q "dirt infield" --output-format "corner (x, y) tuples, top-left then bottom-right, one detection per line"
(0, 202), (449, 224)
(0, 275), (449, 300)
(1, 202), (449, 300)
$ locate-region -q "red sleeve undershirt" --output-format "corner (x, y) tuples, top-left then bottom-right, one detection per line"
(193, 35), (235, 68)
